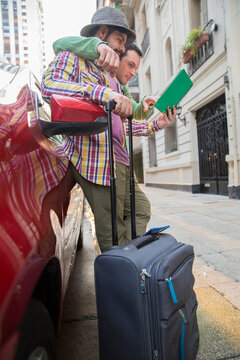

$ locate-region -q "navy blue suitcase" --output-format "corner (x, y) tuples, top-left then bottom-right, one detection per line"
(94, 101), (199, 360)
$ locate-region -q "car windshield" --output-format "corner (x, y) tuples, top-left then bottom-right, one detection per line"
(0, 64), (29, 104)
(0, 62), (20, 93)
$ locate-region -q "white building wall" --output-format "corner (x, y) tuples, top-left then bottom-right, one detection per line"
(126, 0), (239, 197)
(224, 0), (240, 192)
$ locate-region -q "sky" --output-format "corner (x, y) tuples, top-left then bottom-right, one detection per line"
(42, 0), (97, 64)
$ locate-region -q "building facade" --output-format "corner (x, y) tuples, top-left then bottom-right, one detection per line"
(114, 0), (240, 199)
(0, 0), (45, 77)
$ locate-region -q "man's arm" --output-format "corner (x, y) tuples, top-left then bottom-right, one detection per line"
(53, 36), (119, 75)
(126, 106), (177, 136)
(122, 85), (154, 120)
(41, 51), (132, 118)
(52, 36), (157, 116)
(41, 51), (112, 104)
(53, 36), (103, 59)
(127, 119), (161, 137)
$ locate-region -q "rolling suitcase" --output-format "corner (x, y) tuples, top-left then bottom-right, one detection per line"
(94, 101), (199, 360)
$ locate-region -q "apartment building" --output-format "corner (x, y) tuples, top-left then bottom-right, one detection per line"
(113, 0), (240, 199)
(0, 0), (45, 77)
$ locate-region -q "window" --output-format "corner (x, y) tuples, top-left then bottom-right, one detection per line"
(145, 67), (157, 167)
(148, 135), (157, 167)
(190, 0), (208, 28)
(4, 44), (10, 53)
(141, 5), (150, 56)
(165, 37), (173, 80)
(165, 122), (177, 154)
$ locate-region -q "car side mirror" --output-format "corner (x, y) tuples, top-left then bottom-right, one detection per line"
(38, 94), (108, 137)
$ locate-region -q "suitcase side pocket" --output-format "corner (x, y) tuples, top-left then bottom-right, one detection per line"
(157, 255), (195, 319)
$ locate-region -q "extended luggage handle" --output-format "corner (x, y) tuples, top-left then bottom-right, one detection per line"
(128, 114), (137, 240)
(105, 100), (118, 246)
(105, 100), (136, 245)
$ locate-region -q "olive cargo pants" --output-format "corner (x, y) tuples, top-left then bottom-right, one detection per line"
(70, 162), (151, 252)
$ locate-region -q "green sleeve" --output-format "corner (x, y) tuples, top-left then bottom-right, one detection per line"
(122, 85), (154, 120)
(53, 36), (106, 60)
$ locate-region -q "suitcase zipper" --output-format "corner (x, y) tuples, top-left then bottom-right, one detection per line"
(140, 268), (155, 357)
(179, 309), (187, 360)
(140, 242), (184, 359)
(149, 243), (185, 358)
(140, 269), (151, 294)
(166, 277), (178, 303)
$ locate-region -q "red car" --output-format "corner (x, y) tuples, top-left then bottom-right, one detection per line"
(0, 61), (107, 360)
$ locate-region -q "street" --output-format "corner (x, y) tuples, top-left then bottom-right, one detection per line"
(57, 187), (240, 360)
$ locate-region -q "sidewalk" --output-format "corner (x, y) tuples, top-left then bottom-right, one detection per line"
(57, 187), (240, 360)
(143, 185), (240, 360)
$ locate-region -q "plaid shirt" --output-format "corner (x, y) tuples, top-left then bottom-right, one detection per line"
(41, 51), (161, 186)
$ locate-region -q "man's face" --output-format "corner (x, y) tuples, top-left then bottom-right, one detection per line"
(116, 50), (141, 85)
(105, 30), (128, 56)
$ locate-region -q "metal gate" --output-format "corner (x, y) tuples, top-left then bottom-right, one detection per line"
(196, 94), (229, 195)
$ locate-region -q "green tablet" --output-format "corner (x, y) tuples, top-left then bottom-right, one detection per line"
(154, 69), (193, 114)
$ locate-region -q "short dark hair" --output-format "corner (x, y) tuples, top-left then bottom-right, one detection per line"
(120, 43), (142, 59)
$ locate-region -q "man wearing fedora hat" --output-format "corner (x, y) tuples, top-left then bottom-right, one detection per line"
(41, 6), (176, 252)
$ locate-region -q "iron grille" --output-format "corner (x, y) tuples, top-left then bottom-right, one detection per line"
(196, 95), (229, 195)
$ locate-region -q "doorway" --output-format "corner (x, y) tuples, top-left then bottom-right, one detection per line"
(196, 94), (229, 195)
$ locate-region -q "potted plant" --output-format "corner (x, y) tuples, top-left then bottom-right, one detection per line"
(180, 26), (210, 64)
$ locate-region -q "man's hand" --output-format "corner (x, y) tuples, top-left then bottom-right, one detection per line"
(108, 92), (132, 118)
(97, 43), (120, 76)
(142, 95), (158, 112)
(157, 105), (177, 129)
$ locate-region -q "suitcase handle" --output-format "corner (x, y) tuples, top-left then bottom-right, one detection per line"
(131, 234), (159, 249)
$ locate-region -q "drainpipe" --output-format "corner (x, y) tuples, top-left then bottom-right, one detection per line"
(230, 96), (240, 198)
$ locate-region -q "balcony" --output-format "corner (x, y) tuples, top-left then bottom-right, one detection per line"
(141, 28), (150, 57)
(187, 31), (214, 76)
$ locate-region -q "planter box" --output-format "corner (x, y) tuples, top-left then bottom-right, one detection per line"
(195, 33), (210, 51)
(182, 49), (193, 64)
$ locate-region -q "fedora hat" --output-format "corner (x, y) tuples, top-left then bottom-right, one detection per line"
(80, 6), (136, 44)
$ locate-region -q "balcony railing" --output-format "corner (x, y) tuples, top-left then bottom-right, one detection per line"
(187, 32), (214, 76)
(187, 20), (217, 76)
(141, 27), (150, 56)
